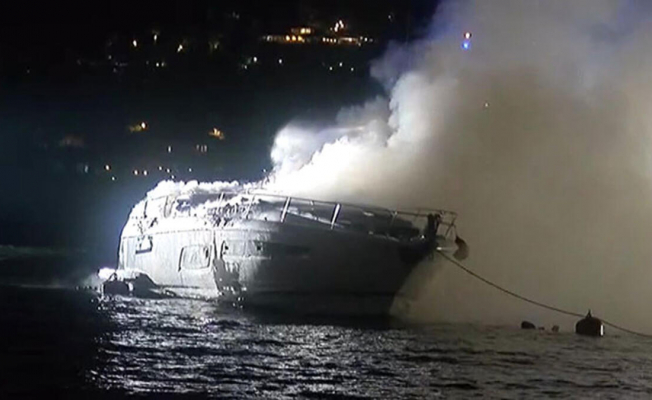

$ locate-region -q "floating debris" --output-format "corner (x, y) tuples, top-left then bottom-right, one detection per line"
(521, 321), (536, 330)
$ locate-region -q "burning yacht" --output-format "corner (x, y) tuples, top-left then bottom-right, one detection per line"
(102, 183), (468, 315)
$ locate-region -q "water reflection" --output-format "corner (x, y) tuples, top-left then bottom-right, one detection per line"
(95, 297), (409, 397)
(93, 296), (652, 398)
(4, 287), (652, 398)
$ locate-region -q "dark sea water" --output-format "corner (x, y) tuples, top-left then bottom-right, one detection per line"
(2, 285), (652, 399)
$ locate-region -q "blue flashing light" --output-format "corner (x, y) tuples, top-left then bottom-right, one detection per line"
(462, 40), (471, 50)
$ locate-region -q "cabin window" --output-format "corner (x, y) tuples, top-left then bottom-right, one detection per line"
(220, 240), (310, 259)
(220, 240), (247, 257)
(252, 241), (311, 257)
(179, 245), (212, 270)
(135, 235), (153, 254)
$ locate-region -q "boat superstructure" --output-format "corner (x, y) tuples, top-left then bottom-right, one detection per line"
(104, 188), (467, 315)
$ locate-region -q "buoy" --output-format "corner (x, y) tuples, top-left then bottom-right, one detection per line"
(575, 310), (604, 337)
(521, 321), (536, 330)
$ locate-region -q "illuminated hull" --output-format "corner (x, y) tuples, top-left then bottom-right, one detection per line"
(120, 220), (445, 315)
(112, 189), (465, 315)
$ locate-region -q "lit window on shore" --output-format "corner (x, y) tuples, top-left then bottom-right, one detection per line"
(209, 128), (225, 140)
(128, 122), (148, 133)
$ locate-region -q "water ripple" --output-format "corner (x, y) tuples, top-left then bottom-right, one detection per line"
(3, 288), (652, 398)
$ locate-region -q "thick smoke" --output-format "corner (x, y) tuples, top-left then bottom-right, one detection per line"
(262, 0), (652, 330)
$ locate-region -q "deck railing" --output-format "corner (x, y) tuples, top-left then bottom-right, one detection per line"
(143, 190), (459, 239)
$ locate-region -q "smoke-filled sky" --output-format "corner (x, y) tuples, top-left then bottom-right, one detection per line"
(256, 0), (652, 331)
(143, 0), (652, 331)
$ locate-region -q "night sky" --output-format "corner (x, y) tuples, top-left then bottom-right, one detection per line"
(0, 1), (437, 265)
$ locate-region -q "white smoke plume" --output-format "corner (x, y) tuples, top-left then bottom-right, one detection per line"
(261, 0), (652, 331)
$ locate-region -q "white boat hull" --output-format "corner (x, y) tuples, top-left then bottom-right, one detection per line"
(111, 187), (465, 315)
(120, 219), (446, 314)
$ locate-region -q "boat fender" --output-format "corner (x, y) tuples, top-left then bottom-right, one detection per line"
(575, 310), (604, 337)
(453, 236), (469, 261)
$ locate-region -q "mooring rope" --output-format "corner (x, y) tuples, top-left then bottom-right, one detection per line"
(437, 251), (652, 338)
